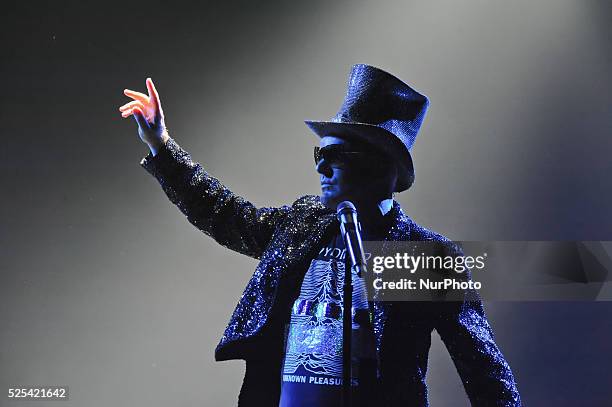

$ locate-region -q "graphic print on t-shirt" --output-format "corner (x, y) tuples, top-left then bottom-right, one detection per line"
(279, 233), (373, 406)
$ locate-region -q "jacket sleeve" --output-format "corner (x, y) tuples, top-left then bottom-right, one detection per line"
(139, 137), (291, 259)
(434, 242), (522, 406)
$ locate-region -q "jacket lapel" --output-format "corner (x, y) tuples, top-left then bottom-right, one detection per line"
(369, 202), (412, 370)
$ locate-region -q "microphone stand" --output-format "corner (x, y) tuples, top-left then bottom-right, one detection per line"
(342, 248), (353, 407)
(338, 200), (370, 407)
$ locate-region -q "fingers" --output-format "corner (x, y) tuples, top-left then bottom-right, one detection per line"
(146, 77), (163, 126)
(119, 100), (145, 112)
(121, 78), (164, 126)
(120, 101), (145, 118)
(146, 78), (160, 108)
(132, 107), (149, 130)
(123, 88), (149, 104)
(121, 108), (137, 118)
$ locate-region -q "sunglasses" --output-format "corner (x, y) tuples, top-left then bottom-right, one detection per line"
(313, 145), (370, 167)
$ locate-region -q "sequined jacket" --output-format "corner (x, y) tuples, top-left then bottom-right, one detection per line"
(140, 137), (521, 406)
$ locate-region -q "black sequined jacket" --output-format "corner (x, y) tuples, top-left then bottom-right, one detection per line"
(140, 137), (521, 406)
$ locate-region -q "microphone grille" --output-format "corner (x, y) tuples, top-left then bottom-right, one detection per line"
(336, 200), (356, 214)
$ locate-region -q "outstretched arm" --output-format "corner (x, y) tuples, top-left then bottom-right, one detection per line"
(119, 78), (290, 259)
(434, 243), (522, 406)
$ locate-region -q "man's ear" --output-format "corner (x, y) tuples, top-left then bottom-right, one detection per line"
(389, 163), (399, 194)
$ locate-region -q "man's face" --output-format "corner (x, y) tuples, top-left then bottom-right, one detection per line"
(316, 136), (395, 210)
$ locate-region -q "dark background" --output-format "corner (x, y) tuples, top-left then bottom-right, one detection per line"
(1, 1), (611, 405)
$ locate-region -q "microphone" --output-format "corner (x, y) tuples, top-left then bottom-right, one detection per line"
(336, 201), (367, 277)
(337, 201), (375, 407)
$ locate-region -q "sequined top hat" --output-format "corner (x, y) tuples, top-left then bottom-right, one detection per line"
(305, 63), (430, 192)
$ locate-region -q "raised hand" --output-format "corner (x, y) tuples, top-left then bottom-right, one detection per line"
(119, 77), (169, 155)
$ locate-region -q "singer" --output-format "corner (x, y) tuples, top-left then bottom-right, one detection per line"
(119, 64), (521, 406)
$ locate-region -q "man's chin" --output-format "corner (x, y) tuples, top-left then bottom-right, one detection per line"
(319, 194), (340, 211)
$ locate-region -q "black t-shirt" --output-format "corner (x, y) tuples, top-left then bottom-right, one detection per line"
(278, 230), (379, 407)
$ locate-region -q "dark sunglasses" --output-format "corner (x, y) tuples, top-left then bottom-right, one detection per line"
(313, 145), (370, 166)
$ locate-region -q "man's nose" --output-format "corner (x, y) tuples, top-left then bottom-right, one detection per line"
(316, 160), (333, 178)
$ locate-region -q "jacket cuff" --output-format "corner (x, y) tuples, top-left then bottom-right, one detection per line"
(139, 137), (183, 180)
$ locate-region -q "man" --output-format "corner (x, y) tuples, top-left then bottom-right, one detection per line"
(119, 64), (521, 406)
